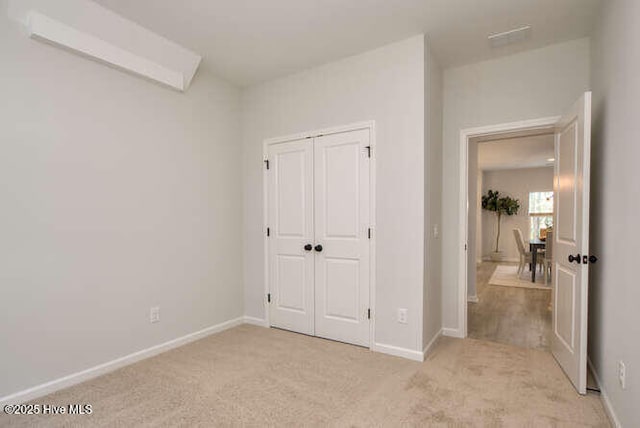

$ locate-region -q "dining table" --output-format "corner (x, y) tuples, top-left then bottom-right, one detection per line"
(529, 239), (546, 282)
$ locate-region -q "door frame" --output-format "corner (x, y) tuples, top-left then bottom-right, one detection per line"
(457, 116), (560, 338)
(262, 120), (377, 349)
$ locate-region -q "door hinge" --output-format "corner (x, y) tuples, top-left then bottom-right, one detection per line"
(267, 293), (271, 303)
(365, 146), (371, 158)
(367, 308), (371, 319)
(465, 244), (467, 250)
(267, 227), (270, 237)
(368, 228), (371, 239)
(264, 159), (270, 170)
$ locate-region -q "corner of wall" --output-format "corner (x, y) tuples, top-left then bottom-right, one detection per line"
(422, 35), (444, 349)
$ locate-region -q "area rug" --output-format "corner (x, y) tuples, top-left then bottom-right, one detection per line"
(489, 264), (551, 290)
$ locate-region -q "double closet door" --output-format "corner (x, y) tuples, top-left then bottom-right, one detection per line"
(266, 128), (371, 347)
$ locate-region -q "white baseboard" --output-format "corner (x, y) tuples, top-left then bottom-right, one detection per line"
(372, 342), (424, 362)
(243, 316), (269, 327)
(442, 327), (464, 338)
(587, 357), (621, 428)
(482, 257), (519, 263)
(422, 329), (442, 359)
(0, 316), (245, 406)
(467, 295), (479, 303)
(246, 317), (425, 363)
(1, 317), (453, 406)
(246, 317), (426, 363)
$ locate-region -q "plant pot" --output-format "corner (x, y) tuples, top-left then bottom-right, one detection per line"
(490, 251), (504, 262)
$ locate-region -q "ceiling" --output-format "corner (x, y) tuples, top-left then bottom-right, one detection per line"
(477, 134), (555, 170)
(93, 0), (600, 87)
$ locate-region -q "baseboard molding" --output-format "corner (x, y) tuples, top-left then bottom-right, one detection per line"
(587, 357), (621, 428)
(0, 316), (245, 406)
(250, 317), (424, 363)
(422, 329), (442, 359)
(467, 295), (479, 303)
(482, 257), (519, 263)
(243, 316), (269, 327)
(1, 317), (458, 405)
(372, 342), (424, 362)
(442, 327), (464, 338)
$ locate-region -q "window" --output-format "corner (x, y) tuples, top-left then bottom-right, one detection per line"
(529, 191), (554, 241)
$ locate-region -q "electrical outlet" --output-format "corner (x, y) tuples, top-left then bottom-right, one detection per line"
(618, 360), (626, 389)
(433, 224), (439, 239)
(150, 306), (160, 323)
(397, 308), (408, 324)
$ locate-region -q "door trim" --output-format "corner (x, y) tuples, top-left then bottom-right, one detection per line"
(263, 121), (376, 350)
(456, 116), (560, 338)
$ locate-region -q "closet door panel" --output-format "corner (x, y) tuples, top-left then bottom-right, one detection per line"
(267, 139), (314, 335)
(313, 129), (371, 347)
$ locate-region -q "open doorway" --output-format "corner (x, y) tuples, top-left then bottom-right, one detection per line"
(467, 130), (555, 350)
(457, 93), (593, 395)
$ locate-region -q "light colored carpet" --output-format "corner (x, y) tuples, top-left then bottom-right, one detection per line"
(489, 264), (552, 290)
(1, 325), (609, 427)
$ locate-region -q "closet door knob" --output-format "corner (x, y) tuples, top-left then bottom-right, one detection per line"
(568, 254), (581, 264)
(304, 244), (313, 251)
(314, 244), (323, 252)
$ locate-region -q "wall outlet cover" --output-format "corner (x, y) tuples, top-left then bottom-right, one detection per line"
(150, 306), (160, 323)
(397, 308), (408, 324)
(618, 360), (626, 389)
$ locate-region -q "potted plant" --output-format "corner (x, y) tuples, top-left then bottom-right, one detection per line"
(481, 189), (520, 261)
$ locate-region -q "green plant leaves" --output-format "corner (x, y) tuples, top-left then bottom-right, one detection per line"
(481, 189), (520, 216)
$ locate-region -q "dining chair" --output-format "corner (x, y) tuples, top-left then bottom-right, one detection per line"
(513, 228), (544, 275)
(544, 231), (553, 284)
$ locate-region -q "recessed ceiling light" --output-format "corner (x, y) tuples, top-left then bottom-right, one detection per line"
(547, 158), (556, 162)
(488, 25), (532, 48)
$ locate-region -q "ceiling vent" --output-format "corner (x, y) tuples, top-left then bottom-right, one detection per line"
(488, 25), (532, 48)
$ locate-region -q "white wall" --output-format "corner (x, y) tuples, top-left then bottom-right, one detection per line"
(441, 38), (591, 332)
(481, 167), (553, 262)
(242, 36), (426, 353)
(423, 37), (443, 349)
(466, 141), (479, 298)
(0, 4), (243, 398)
(476, 170), (483, 265)
(465, 148), (485, 300)
(589, 0), (640, 425)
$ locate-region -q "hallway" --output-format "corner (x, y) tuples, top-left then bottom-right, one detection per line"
(468, 262), (552, 350)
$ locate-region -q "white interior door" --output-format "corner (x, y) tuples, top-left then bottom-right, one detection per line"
(267, 139), (315, 335)
(552, 92), (592, 394)
(313, 129), (371, 347)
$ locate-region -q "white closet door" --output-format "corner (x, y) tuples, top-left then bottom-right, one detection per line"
(313, 129), (371, 347)
(267, 139), (315, 335)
